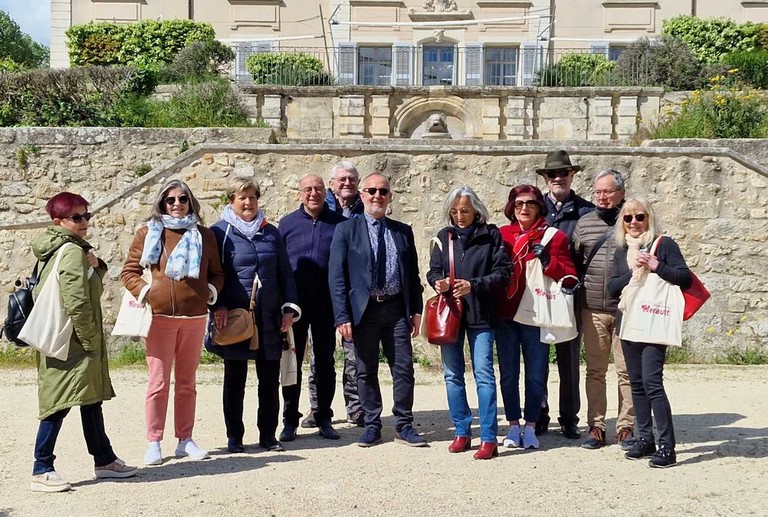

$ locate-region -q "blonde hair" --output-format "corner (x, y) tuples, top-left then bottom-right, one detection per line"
(615, 197), (661, 248)
(226, 177), (261, 201)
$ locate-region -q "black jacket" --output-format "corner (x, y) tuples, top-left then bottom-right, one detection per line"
(426, 224), (511, 328)
(544, 190), (595, 243)
(607, 236), (692, 333)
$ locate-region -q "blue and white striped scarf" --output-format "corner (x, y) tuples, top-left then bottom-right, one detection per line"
(140, 214), (202, 280)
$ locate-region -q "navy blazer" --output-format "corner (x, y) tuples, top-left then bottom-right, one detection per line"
(329, 215), (423, 327)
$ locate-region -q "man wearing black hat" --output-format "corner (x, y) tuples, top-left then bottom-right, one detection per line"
(535, 150), (595, 440)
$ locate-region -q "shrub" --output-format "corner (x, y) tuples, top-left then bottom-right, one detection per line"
(0, 59), (24, 72)
(536, 53), (615, 86)
(145, 79), (252, 127)
(722, 50), (768, 89)
(160, 40), (235, 83)
(662, 16), (761, 64)
(247, 52), (333, 85)
(614, 36), (703, 90)
(67, 19), (216, 68)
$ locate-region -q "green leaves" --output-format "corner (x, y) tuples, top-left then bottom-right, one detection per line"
(662, 16), (760, 64)
(246, 52), (334, 85)
(0, 10), (48, 68)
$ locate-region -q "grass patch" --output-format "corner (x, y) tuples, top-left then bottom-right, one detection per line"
(714, 346), (768, 365)
(110, 342), (147, 366)
(0, 345), (36, 367)
(666, 346), (697, 364)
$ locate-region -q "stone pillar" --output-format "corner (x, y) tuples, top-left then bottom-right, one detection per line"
(338, 95), (366, 139)
(262, 95), (283, 130)
(481, 98), (501, 140)
(50, 0), (72, 68)
(506, 96), (533, 140)
(616, 96), (639, 140)
(590, 96), (614, 141)
(370, 96), (390, 138)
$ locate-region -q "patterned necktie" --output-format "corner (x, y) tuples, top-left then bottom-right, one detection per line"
(376, 220), (387, 290)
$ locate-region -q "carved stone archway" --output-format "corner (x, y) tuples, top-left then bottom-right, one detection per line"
(393, 96), (483, 139)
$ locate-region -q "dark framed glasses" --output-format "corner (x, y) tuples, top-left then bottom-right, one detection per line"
(164, 195), (189, 205)
(545, 169), (571, 179)
(514, 200), (540, 210)
(362, 187), (390, 196)
(65, 212), (92, 223)
(623, 213), (646, 223)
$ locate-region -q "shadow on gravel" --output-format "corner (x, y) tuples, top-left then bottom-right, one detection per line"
(671, 413), (768, 466)
(70, 453), (303, 488)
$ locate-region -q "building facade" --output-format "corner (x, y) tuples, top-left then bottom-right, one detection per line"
(52, 0), (768, 86)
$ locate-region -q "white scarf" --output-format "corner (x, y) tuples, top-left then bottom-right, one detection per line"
(140, 214), (202, 280)
(618, 232), (650, 313)
(221, 204), (265, 240)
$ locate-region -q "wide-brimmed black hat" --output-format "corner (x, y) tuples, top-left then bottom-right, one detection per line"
(535, 150), (581, 174)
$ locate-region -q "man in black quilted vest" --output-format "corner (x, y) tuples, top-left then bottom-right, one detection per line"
(573, 169), (635, 450)
(537, 150), (595, 439)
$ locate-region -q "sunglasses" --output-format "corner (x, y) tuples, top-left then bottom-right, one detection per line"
(514, 200), (540, 210)
(65, 212), (92, 223)
(362, 187), (390, 196)
(164, 195), (189, 205)
(545, 170), (572, 179)
(623, 213), (646, 223)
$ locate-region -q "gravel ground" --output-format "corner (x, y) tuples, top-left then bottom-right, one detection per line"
(0, 363), (766, 517)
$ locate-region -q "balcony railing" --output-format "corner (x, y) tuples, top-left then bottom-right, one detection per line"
(228, 43), (653, 87)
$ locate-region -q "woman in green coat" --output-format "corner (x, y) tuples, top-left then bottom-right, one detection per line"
(29, 192), (137, 493)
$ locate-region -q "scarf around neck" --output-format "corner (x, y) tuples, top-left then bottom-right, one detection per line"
(221, 204), (265, 240)
(625, 232), (648, 271)
(140, 214), (202, 281)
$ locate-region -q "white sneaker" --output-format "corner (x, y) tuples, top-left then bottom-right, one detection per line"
(522, 426), (540, 449)
(30, 471), (71, 493)
(503, 425), (521, 448)
(144, 441), (163, 466)
(175, 438), (209, 460)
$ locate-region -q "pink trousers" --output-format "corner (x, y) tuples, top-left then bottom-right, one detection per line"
(144, 315), (207, 441)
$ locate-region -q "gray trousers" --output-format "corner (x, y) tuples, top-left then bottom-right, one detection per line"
(308, 336), (361, 417)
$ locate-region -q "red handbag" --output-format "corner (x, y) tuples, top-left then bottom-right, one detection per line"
(425, 235), (463, 345)
(683, 271), (710, 321)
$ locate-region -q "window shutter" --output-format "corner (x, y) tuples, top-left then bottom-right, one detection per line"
(337, 42), (357, 85)
(236, 41), (273, 82)
(464, 43), (483, 86)
(590, 43), (609, 57)
(520, 42), (538, 87)
(393, 44), (414, 86)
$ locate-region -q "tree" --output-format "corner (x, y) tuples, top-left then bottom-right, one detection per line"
(0, 10), (49, 68)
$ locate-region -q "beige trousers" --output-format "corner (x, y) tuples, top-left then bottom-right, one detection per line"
(582, 309), (635, 433)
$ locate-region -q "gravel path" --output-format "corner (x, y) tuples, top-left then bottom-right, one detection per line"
(0, 364), (766, 516)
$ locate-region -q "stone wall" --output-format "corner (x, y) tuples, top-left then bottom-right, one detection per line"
(1, 128), (767, 359)
(234, 86), (664, 142)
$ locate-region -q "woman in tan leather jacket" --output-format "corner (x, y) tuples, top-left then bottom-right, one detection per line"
(121, 179), (224, 466)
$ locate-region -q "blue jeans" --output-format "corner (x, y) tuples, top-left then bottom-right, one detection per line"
(440, 326), (497, 442)
(496, 320), (550, 423)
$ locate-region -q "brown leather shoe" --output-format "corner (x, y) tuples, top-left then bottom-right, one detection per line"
(448, 436), (471, 453)
(473, 441), (499, 460)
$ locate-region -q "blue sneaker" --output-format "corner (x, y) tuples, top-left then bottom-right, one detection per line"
(357, 427), (383, 447)
(395, 426), (428, 447)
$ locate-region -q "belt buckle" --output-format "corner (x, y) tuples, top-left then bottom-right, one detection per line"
(375, 295), (386, 302)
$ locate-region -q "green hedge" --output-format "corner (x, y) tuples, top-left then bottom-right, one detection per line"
(536, 53), (615, 87)
(662, 16), (762, 64)
(246, 52), (334, 85)
(66, 19), (216, 68)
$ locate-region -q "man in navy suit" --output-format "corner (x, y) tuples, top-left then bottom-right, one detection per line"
(329, 173), (426, 448)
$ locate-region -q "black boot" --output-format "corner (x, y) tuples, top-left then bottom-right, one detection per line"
(625, 437), (656, 460)
(649, 445), (677, 468)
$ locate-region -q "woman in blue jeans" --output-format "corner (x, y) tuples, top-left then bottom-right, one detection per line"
(427, 186), (510, 459)
(495, 185), (577, 450)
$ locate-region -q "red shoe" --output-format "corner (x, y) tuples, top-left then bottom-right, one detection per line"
(448, 436), (472, 453)
(473, 441), (499, 460)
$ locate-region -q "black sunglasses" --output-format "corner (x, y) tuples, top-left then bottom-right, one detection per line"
(164, 195), (189, 205)
(514, 200), (540, 210)
(545, 170), (571, 179)
(362, 187), (390, 196)
(65, 212), (92, 223)
(623, 213), (646, 223)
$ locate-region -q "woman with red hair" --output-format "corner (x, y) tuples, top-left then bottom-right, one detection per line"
(495, 185), (577, 450)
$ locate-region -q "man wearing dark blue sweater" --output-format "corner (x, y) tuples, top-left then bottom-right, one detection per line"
(278, 174), (347, 441)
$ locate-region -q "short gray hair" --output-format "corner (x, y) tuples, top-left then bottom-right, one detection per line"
(330, 161), (359, 181)
(149, 179), (203, 223)
(441, 186), (490, 226)
(594, 168), (626, 191)
(226, 177), (261, 201)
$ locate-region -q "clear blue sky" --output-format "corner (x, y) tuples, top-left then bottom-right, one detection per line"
(0, 0), (50, 47)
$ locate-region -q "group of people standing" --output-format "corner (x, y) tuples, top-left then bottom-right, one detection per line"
(26, 149), (692, 492)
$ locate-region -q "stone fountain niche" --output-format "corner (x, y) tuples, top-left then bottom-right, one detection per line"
(409, 111), (466, 139)
(393, 96), (478, 139)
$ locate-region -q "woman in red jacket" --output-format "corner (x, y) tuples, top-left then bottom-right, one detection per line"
(496, 185), (577, 450)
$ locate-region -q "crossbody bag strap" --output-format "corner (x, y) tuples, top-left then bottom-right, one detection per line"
(581, 230), (611, 281)
(448, 235), (456, 286)
(248, 273), (261, 312)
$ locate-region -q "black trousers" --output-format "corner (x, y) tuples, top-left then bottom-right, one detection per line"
(540, 336), (582, 426)
(33, 402), (117, 475)
(621, 340), (675, 449)
(352, 296), (415, 432)
(223, 349), (280, 442)
(282, 307), (337, 426)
